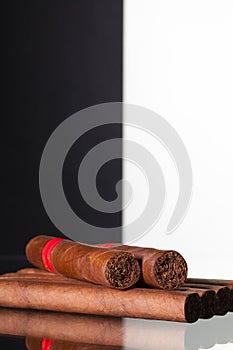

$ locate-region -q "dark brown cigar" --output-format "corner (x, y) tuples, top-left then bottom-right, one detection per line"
(25, 235), (140, 289)
(26, 338), (121, 350)
(186, 278), (233, 312)
(184, 282), (231, 315)
(99, 243), (188, 290)
(0, 270), (201, 322)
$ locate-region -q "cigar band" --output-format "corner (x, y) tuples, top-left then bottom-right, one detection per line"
(100, 243), (115, 248)
(42, 238), (64, 272)
(41, 338), (53, 350)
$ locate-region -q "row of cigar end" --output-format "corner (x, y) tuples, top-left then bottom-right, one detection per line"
(0, 235), (232, 323)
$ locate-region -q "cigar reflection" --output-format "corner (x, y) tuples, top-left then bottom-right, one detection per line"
(0, 309), (232, 350)
(26, 338), (121, 350)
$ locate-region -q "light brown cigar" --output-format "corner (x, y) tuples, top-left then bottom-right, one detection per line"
(186, 279), (233, 312)
(16, 268), (57, 275)
(99, 243), (188, 290)
(184, 282), (231, 315)
(186, 278), (233, 287)
(25, 236), (140, 290)
(26, 338), (121, 350)
(0, 271), (201, 322)
(179, 287), (215, 319)
(2, 270), (215, 319)
(1, 271), (76, 283)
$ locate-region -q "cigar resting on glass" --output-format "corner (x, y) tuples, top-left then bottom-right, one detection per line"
(26, 236), (140, 289)
(0, 269), (201, 323)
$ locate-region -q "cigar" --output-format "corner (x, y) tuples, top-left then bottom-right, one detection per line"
(179, 287), (215, 319)
(184, 282), (231, 315)
(1, 270), (214, 319)
(0, 270), (201, 322)
(99, 243), (188, 290)
(25, 236), (140, 289)
(186, 278), (233, 312)
(26, 338), (121, 350)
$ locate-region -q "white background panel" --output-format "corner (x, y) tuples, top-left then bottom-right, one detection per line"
(124, 0), (233, 279)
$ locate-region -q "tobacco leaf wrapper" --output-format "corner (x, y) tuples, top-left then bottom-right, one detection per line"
(26, 235), (140, 289)
(0, 269), (201, 323)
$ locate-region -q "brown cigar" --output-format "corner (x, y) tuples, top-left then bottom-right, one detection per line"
(26, 338), (121, 350)
(184, 282), (231, 315)
(99, 243), (188, 290)
(25, 235), (140, 290)
(1, 270), (214, 319)
(186, 278), (233, 312)
(0, 270), (201, 322)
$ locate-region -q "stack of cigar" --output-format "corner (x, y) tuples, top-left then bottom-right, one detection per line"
(0, 235), (232, 323)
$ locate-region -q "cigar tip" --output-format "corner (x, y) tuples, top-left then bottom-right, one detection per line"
(154, 251), (188, 290)
(200, 290), (215, 319)
(105, 252), (140, 289)
(214, 287), (231, 315)
(185, 293), (201, 323)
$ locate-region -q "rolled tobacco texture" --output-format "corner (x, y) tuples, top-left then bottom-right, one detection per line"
(99, 243), (188, 290)
(0, 269), (201, 322)
(26, 235), (140, 290)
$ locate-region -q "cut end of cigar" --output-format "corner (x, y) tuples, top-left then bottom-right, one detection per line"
(214, 287), (231, 315)
(230, 289), (233, 312)
(200, 290), (215, 319)
(154, 251), (188, 289)
(105, 252), (140, 289)
(185, 293), (201, 323)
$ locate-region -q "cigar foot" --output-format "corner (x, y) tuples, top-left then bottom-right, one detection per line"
(105, 252), (140, 289)
(185, 294), (201, 323)
(214, 287), (231, 315)
(200, 290), (215, 319)
(154, 251), (188, 289)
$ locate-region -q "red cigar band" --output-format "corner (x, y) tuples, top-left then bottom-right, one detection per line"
(41, 238), (64, 273)
(100, 243), (115, 248)
(41, 338), (52, 350)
